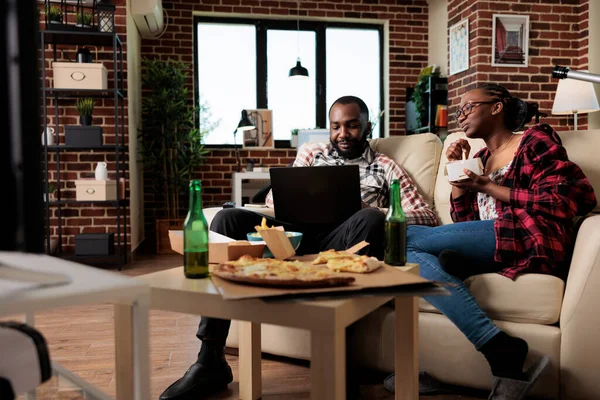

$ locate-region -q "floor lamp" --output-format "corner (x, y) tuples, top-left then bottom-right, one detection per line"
(552, 75), (600, 130)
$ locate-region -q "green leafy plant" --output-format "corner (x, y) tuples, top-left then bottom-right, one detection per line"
(412, 69), (441, 128)
(76, 12), (93, 26)
(76, 98), (96, 117)
(46, 6), (63, 23)
(138, 58), (217, 220)
(290, 128), (299, 136)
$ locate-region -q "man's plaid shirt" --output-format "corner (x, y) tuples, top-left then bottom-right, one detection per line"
(266, 142), (438, 226)
(450, 124), (597, 279)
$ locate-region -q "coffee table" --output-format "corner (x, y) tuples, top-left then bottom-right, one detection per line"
(133, 264), (429, 400)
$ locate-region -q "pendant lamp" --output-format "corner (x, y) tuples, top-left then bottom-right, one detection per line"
(289, 2), (308, 79)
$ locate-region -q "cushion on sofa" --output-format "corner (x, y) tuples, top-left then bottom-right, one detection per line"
(419, 273), (565, 325)
(370, 133), (442, 209)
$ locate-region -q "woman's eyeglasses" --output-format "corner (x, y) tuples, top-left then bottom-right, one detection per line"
(454, 101), (497, 122)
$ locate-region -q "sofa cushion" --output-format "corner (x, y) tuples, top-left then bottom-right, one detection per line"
(370, 133), (442, 209)
(419, 273), (565, 325)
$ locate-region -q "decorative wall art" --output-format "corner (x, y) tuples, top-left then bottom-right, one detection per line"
(242, 109), (274, 149)
(449, 18), (469, 75)
(492, 14), (529, 67)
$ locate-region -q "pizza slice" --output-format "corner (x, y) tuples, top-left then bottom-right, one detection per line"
(312, 250), (383, 273)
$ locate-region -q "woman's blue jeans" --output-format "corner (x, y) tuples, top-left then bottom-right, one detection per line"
(407, 220), (502, 349)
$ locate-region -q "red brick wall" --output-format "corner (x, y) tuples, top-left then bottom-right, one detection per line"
(140, 0), (431, 249)
(447, 0), (591, 132)
(39, 0), (130, 254)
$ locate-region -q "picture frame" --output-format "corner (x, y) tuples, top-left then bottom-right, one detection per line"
(242, 109), (274, 149)
(491, 14), (529, 67)
(449, 18), (469, 76)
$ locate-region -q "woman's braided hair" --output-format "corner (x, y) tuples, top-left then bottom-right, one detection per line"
(478, 84), (547, 131)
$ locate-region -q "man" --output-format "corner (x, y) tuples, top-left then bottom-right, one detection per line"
(159, 95), (438, 400)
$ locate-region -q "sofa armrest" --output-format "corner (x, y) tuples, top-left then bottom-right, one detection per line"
(559, 214), (600, 399)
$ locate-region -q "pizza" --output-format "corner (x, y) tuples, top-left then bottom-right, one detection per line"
(212, 255), (355, 288)
(312, 250), (383, 273)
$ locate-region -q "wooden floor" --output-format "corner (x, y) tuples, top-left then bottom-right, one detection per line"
(10, 254), (486, 400)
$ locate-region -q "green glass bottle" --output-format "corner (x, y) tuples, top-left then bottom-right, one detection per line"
(184, 180), (209, 278)
(384, 179), (407, 266)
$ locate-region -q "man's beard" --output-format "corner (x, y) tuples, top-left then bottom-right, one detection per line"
(331, 136), (368, 160)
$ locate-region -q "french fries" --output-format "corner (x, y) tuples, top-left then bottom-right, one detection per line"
(254, 217), (271, 232)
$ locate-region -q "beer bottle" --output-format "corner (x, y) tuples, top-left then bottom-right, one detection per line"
(184, 180), (209, 278)
(384, 179), (407, 266)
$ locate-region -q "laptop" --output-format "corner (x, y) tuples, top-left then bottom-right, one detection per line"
(269, 165), (362, 227)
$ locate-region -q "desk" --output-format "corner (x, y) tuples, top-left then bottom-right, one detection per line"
(136, 263), (432, 400)
(232, 171), (270, 206)
(0, 252), (150, 400)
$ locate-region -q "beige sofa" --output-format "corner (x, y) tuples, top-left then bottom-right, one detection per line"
(206, 130), (600, 399)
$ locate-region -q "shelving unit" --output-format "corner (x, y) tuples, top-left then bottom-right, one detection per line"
(40, 29), (127, 269)
(406, 76), (448, 135)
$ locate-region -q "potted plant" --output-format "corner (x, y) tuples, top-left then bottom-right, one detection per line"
(76, 12), (93, 28)
(412, 67), (441, 129)
(45, 5), (63, 25)
(138, 58), (217, 253)
(44, 183), (57, 202)
(290, 128), (299, 148)
(65, 98), (102, 146)
(76, 98), (95, 126)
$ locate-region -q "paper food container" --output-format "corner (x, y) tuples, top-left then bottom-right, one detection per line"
(444, 158), (484, 182)
(169, 230), (265, 264)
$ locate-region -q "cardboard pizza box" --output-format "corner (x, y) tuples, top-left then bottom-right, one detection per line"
(168, 230), (265, 264)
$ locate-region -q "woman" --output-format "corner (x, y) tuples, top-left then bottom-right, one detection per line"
(405, 84), (596, 395)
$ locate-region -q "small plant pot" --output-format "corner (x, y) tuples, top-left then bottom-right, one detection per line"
(80, 115), (92, 126)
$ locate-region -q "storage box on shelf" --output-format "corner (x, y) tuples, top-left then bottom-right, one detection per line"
(52, 62), (108, 90)
(40, 29), (127, 269)
(65, 125), (103, 146)
(75, 179), (116, 201)
(75, 233), (115, 256)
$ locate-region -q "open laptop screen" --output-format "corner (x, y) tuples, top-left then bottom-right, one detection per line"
(270, 165), (362, 227)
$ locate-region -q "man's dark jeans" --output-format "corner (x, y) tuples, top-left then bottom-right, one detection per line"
(196, 207), (385, 343)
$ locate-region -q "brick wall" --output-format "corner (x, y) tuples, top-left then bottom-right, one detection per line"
(39, 0), (131, 255)
(140, 0), (430, 250)
(447, 0), (591, 132)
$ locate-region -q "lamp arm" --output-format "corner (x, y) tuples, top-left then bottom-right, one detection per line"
(553, 66), (600, 84)
(233, 129), (242, 172)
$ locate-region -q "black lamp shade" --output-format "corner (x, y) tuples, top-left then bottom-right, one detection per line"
(289, 58), (309, 79)
(236, 110), (255, 132)
(97, 0), (115, 33)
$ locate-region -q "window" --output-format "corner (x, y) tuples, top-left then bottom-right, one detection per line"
(194, 17), (384, 146)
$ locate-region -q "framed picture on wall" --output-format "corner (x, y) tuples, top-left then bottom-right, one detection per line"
(242, 109), (274, 149)
(449, 18), (469, 76)
(492, 14), (529, 67)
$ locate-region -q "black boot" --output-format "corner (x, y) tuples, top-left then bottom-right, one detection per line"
(159, 342), (233, 400)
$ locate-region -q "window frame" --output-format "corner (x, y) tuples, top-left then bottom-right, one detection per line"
(193, 16), (385, 147)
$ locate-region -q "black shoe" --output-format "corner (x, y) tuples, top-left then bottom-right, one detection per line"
(159, 360), (233, 400)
